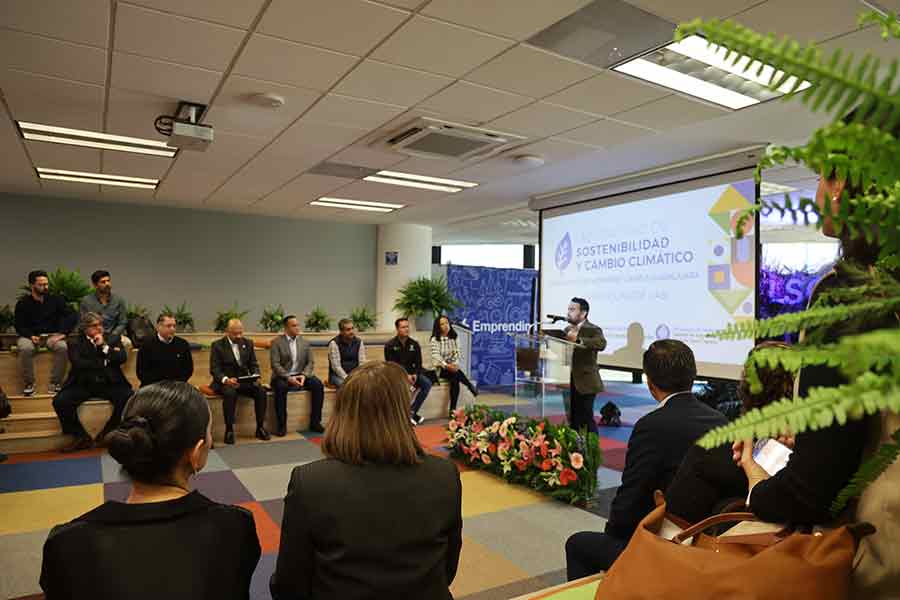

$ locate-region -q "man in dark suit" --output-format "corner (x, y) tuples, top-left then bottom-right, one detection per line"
(565, 339), (728, 580)
(270, 315), (325, 437)
(53, 312), (133, 452)
(210, 319), (269, 444)
(563, 297), (607, 434)
(136, 313), (194, 386)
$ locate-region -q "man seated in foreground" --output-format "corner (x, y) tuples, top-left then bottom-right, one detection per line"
(565, 340), (727, 579)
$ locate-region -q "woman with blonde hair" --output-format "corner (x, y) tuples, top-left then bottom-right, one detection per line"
(271, 360), (463, 600)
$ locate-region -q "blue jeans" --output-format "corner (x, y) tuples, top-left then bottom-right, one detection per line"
(329, 373), (346, 388)
(409, 373), (433, 416)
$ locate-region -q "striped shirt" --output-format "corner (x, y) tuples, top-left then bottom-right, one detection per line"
(430, 336), (459, 369)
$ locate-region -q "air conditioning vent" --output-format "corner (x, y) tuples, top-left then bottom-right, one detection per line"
(375, 117), (525, 161)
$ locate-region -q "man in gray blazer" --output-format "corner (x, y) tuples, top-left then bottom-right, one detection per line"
(270, 315), (325, 436)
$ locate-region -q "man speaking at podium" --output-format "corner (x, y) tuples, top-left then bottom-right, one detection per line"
(549, 298), (607, 435)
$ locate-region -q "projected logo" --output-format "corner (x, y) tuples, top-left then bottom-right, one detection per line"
(555, 232), (573, 271)
(708, 182), (755, 319)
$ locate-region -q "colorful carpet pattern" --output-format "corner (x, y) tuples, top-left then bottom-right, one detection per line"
(0, 382), (656, 600)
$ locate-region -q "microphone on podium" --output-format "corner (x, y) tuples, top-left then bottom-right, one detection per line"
(546, 314), (567, 323)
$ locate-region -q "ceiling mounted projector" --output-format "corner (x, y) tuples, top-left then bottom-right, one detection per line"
(155, 101), (213, 152)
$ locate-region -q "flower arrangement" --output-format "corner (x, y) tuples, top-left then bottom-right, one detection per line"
(447, 404), (602, 504)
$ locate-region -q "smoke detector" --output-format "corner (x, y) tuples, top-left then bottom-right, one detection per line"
(512, 154), (545, 167)
(249, 93), (286, 108)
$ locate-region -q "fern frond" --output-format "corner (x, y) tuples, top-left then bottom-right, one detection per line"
(713, 297), (900, 340)
(860, 11), (900, 40)
(831, 427), (900, 515)
(676, 17), (900, 128)
(697, 373), (899, 448)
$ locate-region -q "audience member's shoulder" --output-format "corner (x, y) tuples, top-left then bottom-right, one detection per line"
(206, 499), (257, 529)
(421, 454), (460, 481)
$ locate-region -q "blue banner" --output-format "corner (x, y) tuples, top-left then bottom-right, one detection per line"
(447, 265), (538, 386)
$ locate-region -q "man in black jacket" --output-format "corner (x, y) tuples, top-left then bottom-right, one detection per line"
(53, 312), (133, 452)
(565, 340), (727, 580)
(136, 313), (194, 387)
(15, 270), (77, 396)
(384, 317), (432, 425)
(210, 319), (269, 444)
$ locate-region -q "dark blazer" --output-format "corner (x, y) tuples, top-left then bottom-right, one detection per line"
(40, 491), (260, 600)
(63, 333), (130, 389)
(606, 392), (727, 540)
(271, 455), (463, 600)
(210, 336), (260, 383)
(136, 335), (194, 386)
(665, 443), (748, 524)
(568, 320), (607, 394)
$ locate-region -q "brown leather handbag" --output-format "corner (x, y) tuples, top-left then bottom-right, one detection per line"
(595, 500), (874, 600)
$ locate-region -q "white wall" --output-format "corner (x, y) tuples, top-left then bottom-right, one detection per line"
(375, 223), (432, 330)
(0, 193), (377, 330)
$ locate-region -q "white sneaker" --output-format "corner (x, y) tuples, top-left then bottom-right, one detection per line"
(49, 383), (62, 394)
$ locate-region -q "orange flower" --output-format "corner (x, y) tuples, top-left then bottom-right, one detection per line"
(481, 454), (492, 465)
(541, 459), (553, 471)
(570, 452), (584, 470)
(515, 460), (528, 471)
(488, 443), (497, 455)
(560, 468), (578, 486)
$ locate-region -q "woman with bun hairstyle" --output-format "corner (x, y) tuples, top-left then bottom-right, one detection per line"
(40, 381), (260, 600)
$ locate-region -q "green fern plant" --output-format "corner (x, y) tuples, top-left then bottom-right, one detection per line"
(259, 304), (287, 333)
(162, 302), (194, 333)
(126, 303), (151, 321)
(680, 12), (900, 515)
(392, 275), (462, 318)
(214, 302), (250, 333)
(0, 304), (14, 333)
(304, 306), (333, 332)
(349, 306), (377, 332)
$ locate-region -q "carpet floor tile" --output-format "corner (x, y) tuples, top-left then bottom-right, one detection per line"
(449, 536), (532, 598)
(596, 467), (623, 490)
(0, 484), (104, 535)
(0, 456), (101, 493)
(216, 438), (324, 470)
(239, 501), (282, 553)
(233, 463), (306, 502)
(0, 529), (49, 600)
(460, 470), (548, 518)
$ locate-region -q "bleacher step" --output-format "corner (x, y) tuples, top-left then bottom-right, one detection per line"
(1, 411), (62, 433)
(0, 428), (71, 454)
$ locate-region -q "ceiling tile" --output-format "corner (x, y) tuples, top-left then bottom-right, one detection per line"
(0, 30), (107, 85)
(40, 180), (101, 197)
(102, 151), (171, 179)
(303, 94), (407, 130)
(419, 81), (533, 124)
(205, 150), (304, 207)
(111, 52), (222, 104)
(259, 0), (409, 56)
(466, 44), (598, 98)
(203, 76), (321, 137)
(26, 141), (102, 172)
(123, 0), (267, 29)
(556, 117), (656, 147)
(545, 71), (669, 116)
(372, 16), (513, 77)
(0, 69), (104, 130)
(329, 145), (407, 169)
(623, 0), (760, 23)
(487, 102), (597, 138)
(233, 34), (358, 91)
(422, 0), (594, 40)
(819, 24), (900, 65)
(0, 113), (40, 190)
(334, 60), (453, 106)
(375, 0), (424, 7)
(1, 0), (109, 47)
(105, 88), (179, 141)
(267, 119), (369, 161)
(390, 156), (461, 176)
(255, 173), (353, 211)
(733, 0), (863, 43)
(612, 94), (728, 130)
(115, 4), (245, 71)
(452, 138), (599, 181)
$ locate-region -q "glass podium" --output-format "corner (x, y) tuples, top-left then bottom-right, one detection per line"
(511, 329), (581, 419)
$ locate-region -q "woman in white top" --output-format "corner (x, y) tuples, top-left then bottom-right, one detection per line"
(429, 316), (477, 412)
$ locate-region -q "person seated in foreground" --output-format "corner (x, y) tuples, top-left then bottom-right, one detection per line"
(430, 315), (477, 413)
(665, 341), (794, 524)
(210, 318), (269, 444)
(565, 340), (727, 580)
(384, 317), (432, 426)
(270, 315), (325, 436)
(79, 270), (133, 352)
(15, 269), (76, 396)
(270, 361), (463, 600)
(327, 318), (366, 388)
(40, 382), (261, 600)
(136, 313), (194, 387)
(53, 312), (133, 453)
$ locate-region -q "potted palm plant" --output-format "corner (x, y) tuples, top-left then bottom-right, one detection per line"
(393, 275), (462, 330)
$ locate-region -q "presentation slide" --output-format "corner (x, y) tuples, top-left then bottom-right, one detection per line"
(541, 177), (757, 380)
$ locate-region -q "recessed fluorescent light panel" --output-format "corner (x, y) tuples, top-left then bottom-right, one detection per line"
(18, 121), (177, 157)
(613, 34), (812, 110)
(759, 181), (798, 196)
(36, 168), (159, 190)
(311, 197), (405, 213)
(362, 171), (478, 193)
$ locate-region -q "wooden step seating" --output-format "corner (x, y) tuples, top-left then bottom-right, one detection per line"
(0, 332), (457, 452)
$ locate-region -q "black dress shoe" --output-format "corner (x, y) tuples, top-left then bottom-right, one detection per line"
(224, 430), (235, 445)
(309, 423), (325, 434)
(276, 425), (287, 437)
(256, 427), (271, 441)
(61, 435), (94, 453)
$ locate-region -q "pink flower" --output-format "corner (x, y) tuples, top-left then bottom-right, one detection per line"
(560, 468), (578, 486)
(532, 433), (546, 447)
(519, 441), (530, 454)
(515, 459), (528, 472)
(540, 459), (553, 472)
(448, 420), (459, 432)
(570, 452), (584, 470)
(550, 441), (562, 458)
(472, 422), (484, 434)
(488, 443), (497, 455)
(499, 423), (509, 437)
(452, 408), (467, 423)
(498, 440), (511, 454)
(481, 454), (492, 465)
